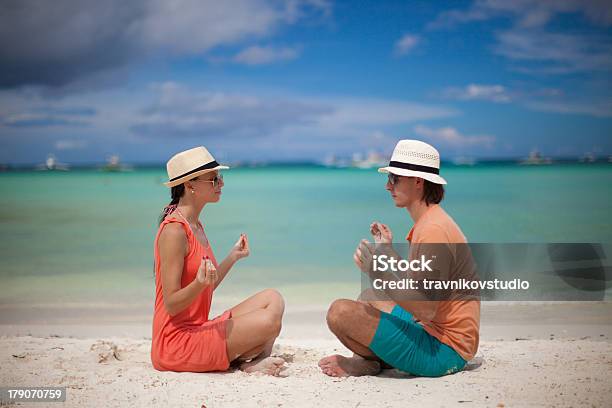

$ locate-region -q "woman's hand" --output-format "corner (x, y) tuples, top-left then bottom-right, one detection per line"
(196, 257), (217, 286)
(211, 234), (249, 290)
(370, 222), (393, 244)
(230, 233), (250, 262)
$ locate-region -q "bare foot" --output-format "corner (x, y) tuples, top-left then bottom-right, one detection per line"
(318, 354), (381, 377)
(240, 356), (285, 376)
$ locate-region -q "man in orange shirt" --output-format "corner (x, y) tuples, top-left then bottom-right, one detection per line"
(319, 140), (480, 377)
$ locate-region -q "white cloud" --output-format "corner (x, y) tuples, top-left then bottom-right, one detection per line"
(428, 0), (612, 30)
(0, 0), (331, 88)
(131, 83), (458, 140)
(428, 0), (612, 75)
(394, 34), (420, 56)
(0, 79), (461, 161)
(233, 45), (300, 65)
(0, 100), (97, 128)
(525, 100), (612, 118)
(413, 124), (495, 147)
(1, 113), (88, 127)
(442, 84), (512, 102)
(495, 30), (612, 74)
(134, 0), (281, 54)
(315, 98), (457, 129)
(131, 82), (332, 139)
(439, 82), (612, 117)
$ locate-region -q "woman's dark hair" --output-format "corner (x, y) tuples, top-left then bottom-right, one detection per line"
(155, 178), (199, 275)
(158, 177), (200, 225)
(158, 184), (185, 225)
(422, 179), (445, 205)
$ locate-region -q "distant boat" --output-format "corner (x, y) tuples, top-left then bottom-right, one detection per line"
(322, 154), (350, 168)
(452, 156), (477, 166)
(35, 154), (69, 171)
(352, 151), (388, 169)
(519, 150), (552, 165)
(578, 153), (596, 163)
(101, 155), (133, 172)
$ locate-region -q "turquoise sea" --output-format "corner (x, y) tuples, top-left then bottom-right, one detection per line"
(0, 164), (611, 306)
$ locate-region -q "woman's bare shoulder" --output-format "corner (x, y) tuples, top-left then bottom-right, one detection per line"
(158, 219), (188, 248)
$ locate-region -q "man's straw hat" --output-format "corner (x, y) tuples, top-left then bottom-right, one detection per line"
(378, 140), (447, 184)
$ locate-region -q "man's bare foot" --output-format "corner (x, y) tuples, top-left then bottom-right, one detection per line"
(318, 355), (381, 377)
(240, 356), (285, 376)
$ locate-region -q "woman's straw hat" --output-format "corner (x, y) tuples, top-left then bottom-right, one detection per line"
(164, 146), (229, 187)
(378, 140), (447, 185)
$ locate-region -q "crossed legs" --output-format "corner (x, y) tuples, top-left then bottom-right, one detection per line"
(319, 290), (397, 377)
(223, 288), (397, 376)
(224, 288), (286, 375)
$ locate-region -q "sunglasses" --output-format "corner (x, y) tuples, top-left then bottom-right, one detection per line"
(197, 173), (224, 188)
(387, 173), (399, 185)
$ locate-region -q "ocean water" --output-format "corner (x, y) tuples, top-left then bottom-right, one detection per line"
(0, 164), (611, 306)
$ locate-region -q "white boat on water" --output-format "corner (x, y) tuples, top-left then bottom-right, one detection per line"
(35, 154), (70, 171)
(452, 156), (477, 166)
(519, 150), (552, 165)
(101, 155), (133, 172)
(579, 153), (596, 163)
(323, 154), (349, 168)
(352, 151), (387, 169)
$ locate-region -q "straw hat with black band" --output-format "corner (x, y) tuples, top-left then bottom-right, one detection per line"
(378, 140), (447, 185)
(164, 146), (229, 188)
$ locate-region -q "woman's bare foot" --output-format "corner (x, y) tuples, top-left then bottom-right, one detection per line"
(318, 354), (381, 377)
(240, 356), (285, 376)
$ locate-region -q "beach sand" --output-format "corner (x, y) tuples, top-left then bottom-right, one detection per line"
(1, 302), (611, 407)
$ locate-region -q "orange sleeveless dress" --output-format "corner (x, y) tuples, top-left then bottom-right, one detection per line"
(151, 217), (232, 372)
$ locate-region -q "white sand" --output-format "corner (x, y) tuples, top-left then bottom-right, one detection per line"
(1, 302), (611, 407)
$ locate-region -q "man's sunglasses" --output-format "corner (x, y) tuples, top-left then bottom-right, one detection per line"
(387, 173), (399, 185)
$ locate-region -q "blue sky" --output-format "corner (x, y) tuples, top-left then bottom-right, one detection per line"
(0, 0), (611, 164)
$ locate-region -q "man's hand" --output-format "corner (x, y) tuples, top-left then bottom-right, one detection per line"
(353, 239), (375, 274)
(370, 222), (393, 244)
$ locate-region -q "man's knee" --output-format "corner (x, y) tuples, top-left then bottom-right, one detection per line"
(357, 288), (376, 303)
(326, 299), (356, 333)
(357, 289), (396, 314)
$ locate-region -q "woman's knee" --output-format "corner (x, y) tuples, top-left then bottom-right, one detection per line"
(261, 288), (285, 314)
(258, 309), (282, 338)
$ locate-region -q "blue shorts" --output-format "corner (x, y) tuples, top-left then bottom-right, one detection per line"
(369, 305), (466, 377)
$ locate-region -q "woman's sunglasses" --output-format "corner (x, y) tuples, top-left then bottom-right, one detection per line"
(197, 174), (224, 188)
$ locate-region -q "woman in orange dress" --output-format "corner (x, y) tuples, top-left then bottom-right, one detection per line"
(151, 146), (285, 375)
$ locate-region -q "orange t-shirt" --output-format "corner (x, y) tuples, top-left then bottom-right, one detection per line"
(406, 204), (480, 361)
